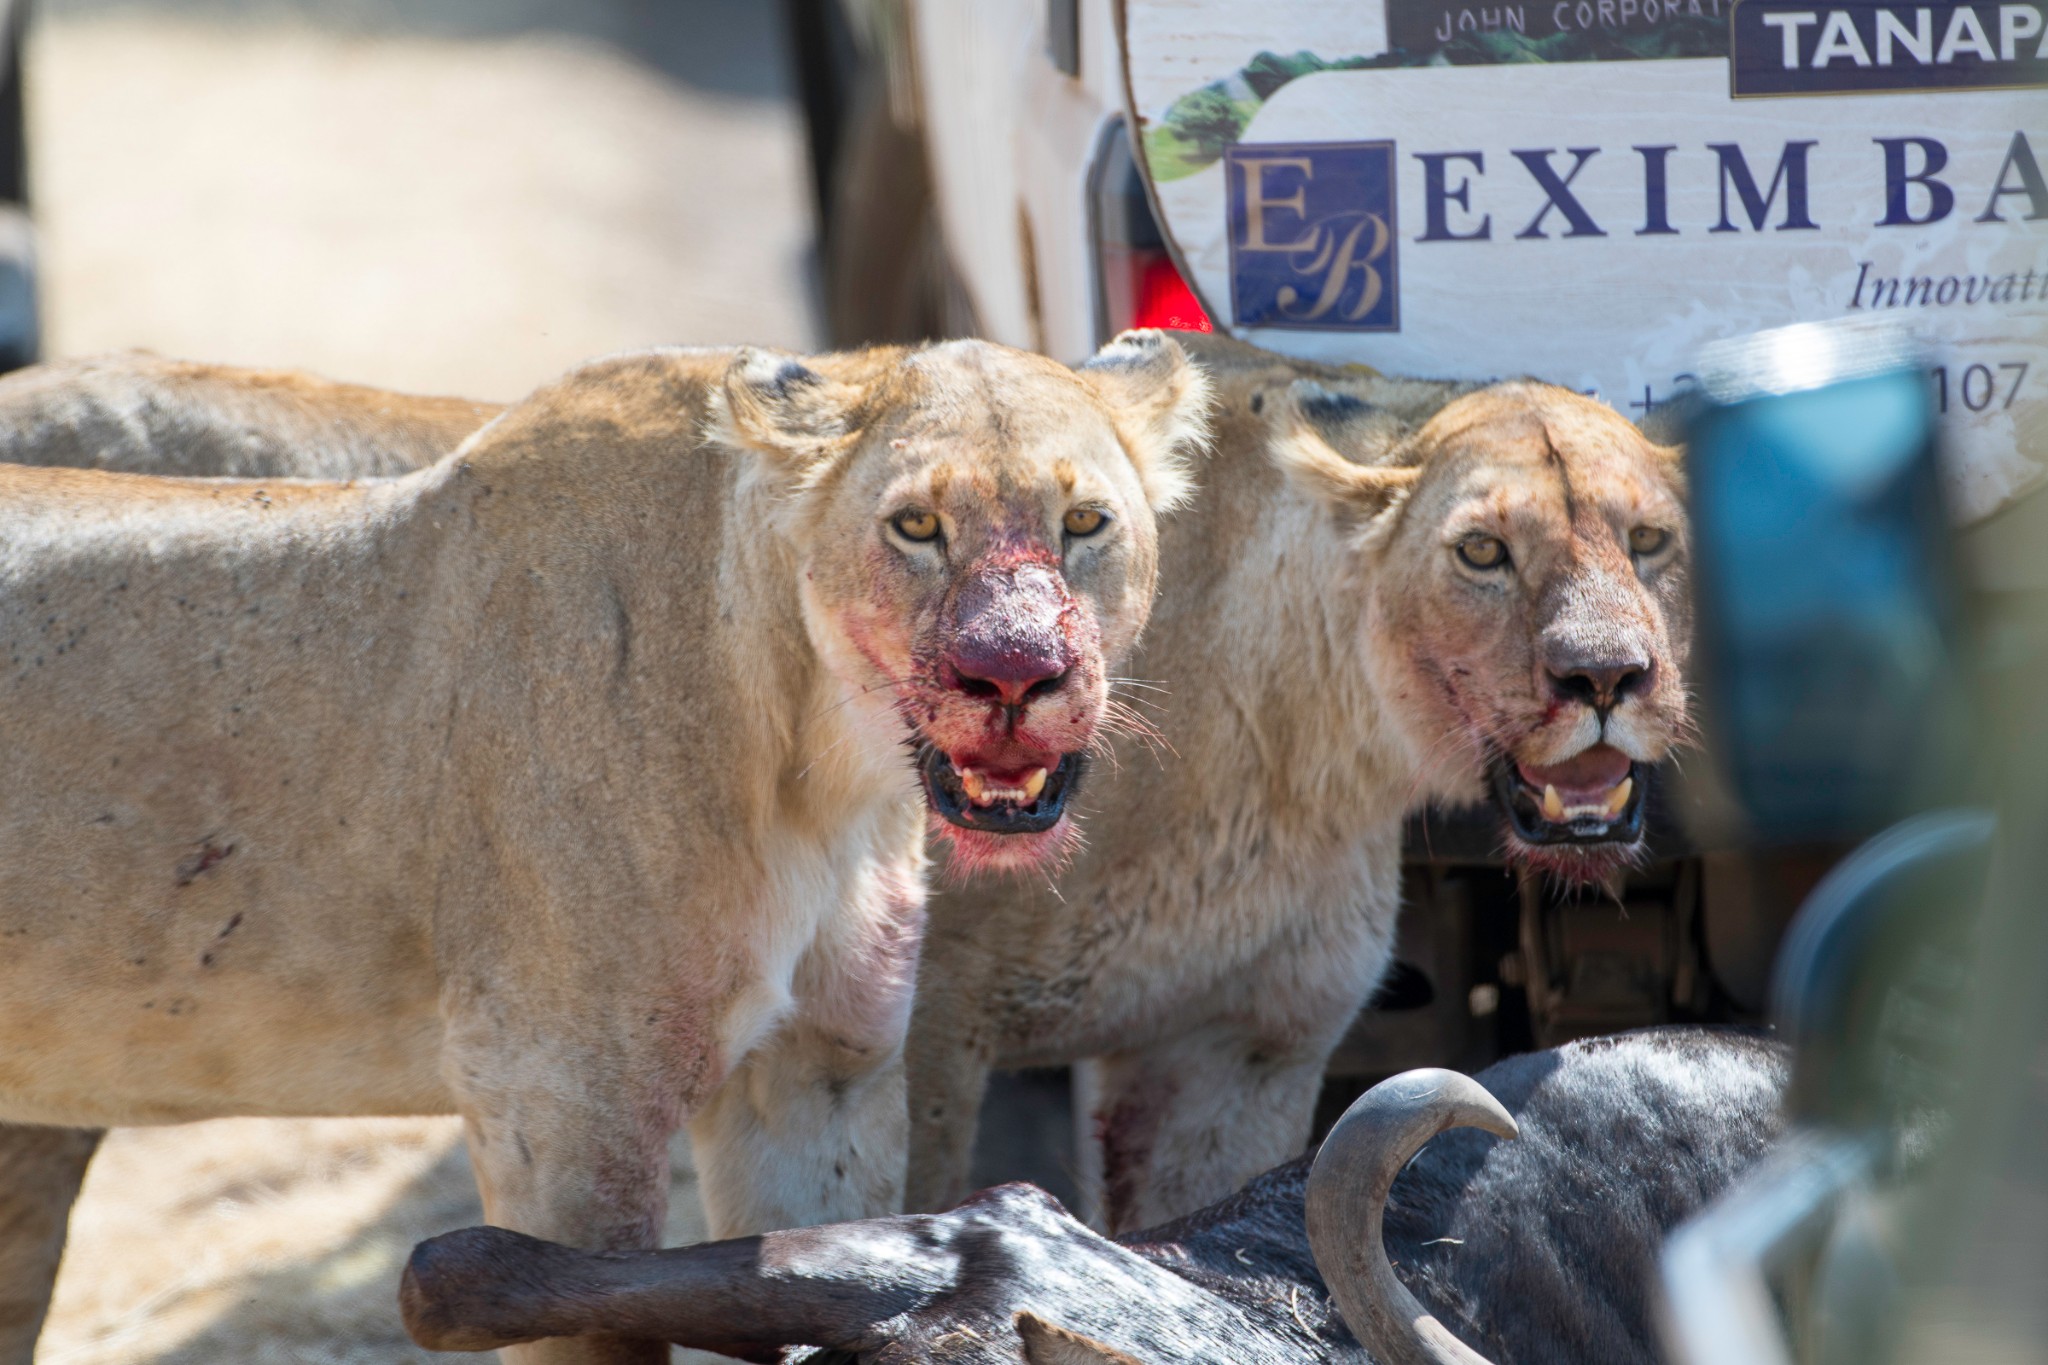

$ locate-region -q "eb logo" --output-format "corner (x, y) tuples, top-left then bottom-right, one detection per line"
(1226, 141), (1400, 333)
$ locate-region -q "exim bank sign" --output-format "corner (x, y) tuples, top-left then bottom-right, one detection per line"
(1121, 0), (2046, 521)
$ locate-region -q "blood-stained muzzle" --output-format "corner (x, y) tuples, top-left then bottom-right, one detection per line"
(914, 556), (1104, 855)
(1488, 559), (1676, 871)
(941, 562), (1076, 706)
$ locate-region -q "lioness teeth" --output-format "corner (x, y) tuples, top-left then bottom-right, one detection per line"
(1542, 774), (1634, 822)
(957, 764), (1046, 808)
(1603, 776), (1633, 818)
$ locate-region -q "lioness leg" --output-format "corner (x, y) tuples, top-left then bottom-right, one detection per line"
(0, 1124), (101, 1364)
(901, 996), (996, 1215)
(1090, 1024), (1336, 1233)
(452, 1065), (679, 1365)
(689, 1017), (909, 1237)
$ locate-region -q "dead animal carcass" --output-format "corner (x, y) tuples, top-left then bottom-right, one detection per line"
(400, 1027), (1784, 1364)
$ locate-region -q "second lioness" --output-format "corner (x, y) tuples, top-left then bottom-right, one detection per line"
(0, 335), (1204, 1365)
(914, 333), (1692, 1229)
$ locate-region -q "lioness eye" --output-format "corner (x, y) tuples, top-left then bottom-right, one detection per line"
(1456, 534), (1509, 570)
(1063, 507), (1107, 537)
(1629, 526), (1670, 556)
(891, 509), (941, 543)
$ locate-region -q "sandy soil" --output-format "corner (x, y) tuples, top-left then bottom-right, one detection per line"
(24, 2), (816, 1359)
(29, 0), (818, 400)
(43, 1119), (715, 1365)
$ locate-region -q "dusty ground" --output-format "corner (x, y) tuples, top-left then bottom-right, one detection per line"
(26, 1), (815, 1360)
(44, 1118), (716, 1365)
(30, 0), (818, 399)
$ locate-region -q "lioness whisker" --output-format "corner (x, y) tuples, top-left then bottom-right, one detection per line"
(794, 731), (861, 782)
(1085, 731), (1126, 777)
(1097, 712), (1179, 773)
(1101, 699), (1175, 762)
(800, 674), (921, 730)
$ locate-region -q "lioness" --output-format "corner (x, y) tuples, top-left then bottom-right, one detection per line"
(0, 333), (1208, 1364)
(0, 351), (501, 476)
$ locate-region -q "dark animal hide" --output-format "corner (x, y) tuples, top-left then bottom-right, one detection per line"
(402, 1027), (1786, 1364)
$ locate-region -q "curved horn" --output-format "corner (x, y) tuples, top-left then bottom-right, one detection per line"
(401, 1220), (952, 1355)
(1305, 1068), (1517, 1365)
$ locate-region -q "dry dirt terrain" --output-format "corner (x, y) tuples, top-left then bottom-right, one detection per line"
(31, 0), (817, 398)
(25, 1), (815, 1359)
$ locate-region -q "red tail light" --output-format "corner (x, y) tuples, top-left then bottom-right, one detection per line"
(1091, 118), (1215, 343)
(1130, 252), (1213, 334)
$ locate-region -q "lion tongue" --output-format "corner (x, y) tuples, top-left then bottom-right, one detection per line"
(1517, 745), (1633, 813)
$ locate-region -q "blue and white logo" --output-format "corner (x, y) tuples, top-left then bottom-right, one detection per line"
(1226, 140), (1401, 332)
(1731, 0), (2048, 96)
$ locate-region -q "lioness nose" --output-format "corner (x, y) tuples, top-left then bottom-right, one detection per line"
(947, 649), (1069, 707)
(1548, 658), (1652, 712)
(947, 563), (1073, 707)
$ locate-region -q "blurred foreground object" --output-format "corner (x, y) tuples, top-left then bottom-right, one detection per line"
(0, 0), (34, 370)
(1687, 319), (1969, 843)
(1662, 316), (2048, 1365)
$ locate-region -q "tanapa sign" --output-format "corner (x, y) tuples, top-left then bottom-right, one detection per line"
(1121, 0), (2046, 523)
(1731, 0), (2048, 95)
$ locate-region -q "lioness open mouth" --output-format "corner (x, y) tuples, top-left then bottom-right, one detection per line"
(919, 749), (1086, 835)
(1489, 742), (1646, 846)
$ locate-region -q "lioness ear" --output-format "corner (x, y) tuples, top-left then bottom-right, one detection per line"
(1075, 329), (1213, 514)
(713, 347), (865, 473)
(1014, 1312), (1154, 1365)
(1270, 380), (1421, 523)
(1652, 440), (1688, 498)
(1631, 391), (1693, 495)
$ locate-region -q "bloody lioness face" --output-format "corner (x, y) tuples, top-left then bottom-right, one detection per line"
(718, 333), (1208, 873)
(1279, 380), (1691, 883)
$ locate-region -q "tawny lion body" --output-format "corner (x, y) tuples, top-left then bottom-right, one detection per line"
(0, 335), (1206, 1364)
(0, 351), (502, 477)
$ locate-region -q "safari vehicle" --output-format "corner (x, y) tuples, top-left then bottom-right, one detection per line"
(785, 0), (2044, 1191)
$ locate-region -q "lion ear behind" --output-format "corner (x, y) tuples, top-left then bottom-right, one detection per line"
(1270, 379), (1421, 524)
(1631, 391), (1693, 494)
(713, 347), (865, 472)
(1014, 1312), (1154, 1365)
(1075, 329), (1213, 515)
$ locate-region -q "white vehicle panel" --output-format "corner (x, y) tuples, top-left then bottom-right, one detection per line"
(1120, 0), (2045, 521)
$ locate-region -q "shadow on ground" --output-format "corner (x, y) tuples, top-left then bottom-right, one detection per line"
(142, 1137), (480, 1365)
(45, 1117), (721, 1365)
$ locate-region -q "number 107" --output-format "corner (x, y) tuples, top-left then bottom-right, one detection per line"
(1933, 362), (2029, 415)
